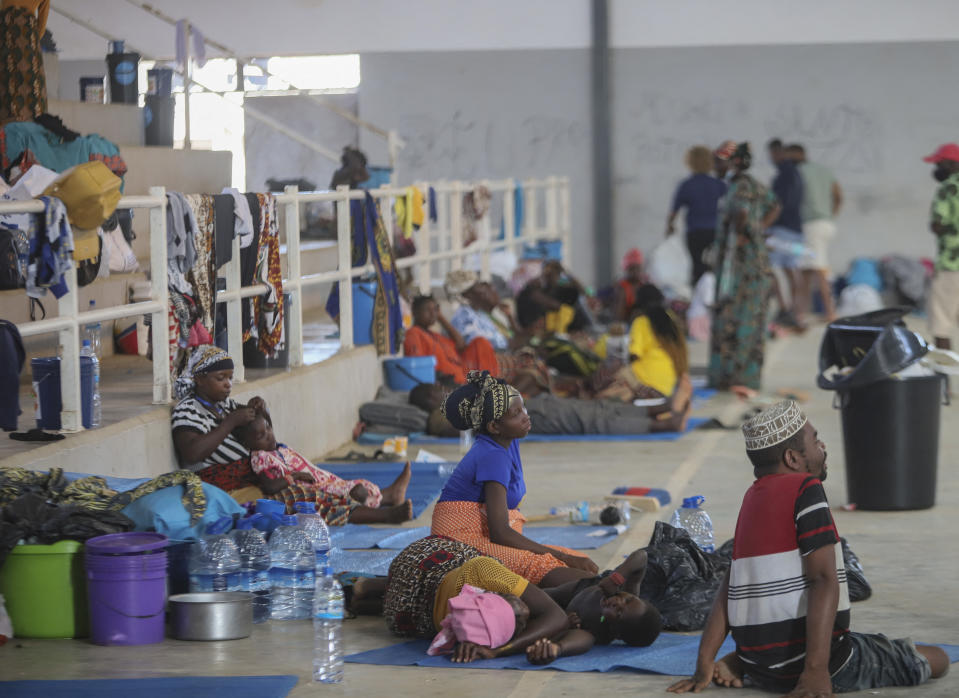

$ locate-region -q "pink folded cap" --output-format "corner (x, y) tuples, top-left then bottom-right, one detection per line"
(427, 584), (516, 656)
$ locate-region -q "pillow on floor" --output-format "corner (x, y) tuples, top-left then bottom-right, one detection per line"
(359, 400), (428, 433)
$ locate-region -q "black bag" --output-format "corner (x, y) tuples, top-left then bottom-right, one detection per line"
(0, 227), (26, 290)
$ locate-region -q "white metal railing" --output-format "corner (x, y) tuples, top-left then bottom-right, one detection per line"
(8, 176), (570, 430)
(3, 186), (170, 432)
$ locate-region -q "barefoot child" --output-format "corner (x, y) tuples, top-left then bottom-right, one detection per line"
(236, 413), (414, 525)
(668, 401), (949, 696)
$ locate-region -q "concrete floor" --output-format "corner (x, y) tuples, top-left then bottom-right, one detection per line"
(1, 322), (957, 696)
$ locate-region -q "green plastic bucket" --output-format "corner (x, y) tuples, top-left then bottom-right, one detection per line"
(0, 540), (89, 638)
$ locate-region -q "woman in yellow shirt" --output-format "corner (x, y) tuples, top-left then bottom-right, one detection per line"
(597, 284), (690, 402)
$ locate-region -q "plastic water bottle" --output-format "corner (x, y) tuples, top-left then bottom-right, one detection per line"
(230, 516), (272, 623)
(79, 339), (101, 429)
(188, 518), (242, 592)
(550, 501), (591, 522)
(459, 429), (474, 454)
(312, 566), (344, 684)
(294, 501), (332, 572)
(83, 300), (101, 357)
(268, 515), (315, 620)
(669, 495), (715, 552)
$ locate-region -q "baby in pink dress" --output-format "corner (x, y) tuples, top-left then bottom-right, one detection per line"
(241, 413), (383, 506)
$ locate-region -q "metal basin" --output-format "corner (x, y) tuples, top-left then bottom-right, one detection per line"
(168, 592), (253, 641)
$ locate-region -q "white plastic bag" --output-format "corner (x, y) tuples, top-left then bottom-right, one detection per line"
(646, 235), (692, 300)
(103, 225), (139, 273)
(0, 593), (13, 643)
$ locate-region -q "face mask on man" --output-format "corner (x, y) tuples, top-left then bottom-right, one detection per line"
(934, 165), (952, 182)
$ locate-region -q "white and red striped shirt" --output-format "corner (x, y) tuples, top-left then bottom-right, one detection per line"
(729, 473), (851, 688)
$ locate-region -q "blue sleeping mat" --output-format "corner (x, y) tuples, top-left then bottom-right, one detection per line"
(332, 524), (623, 552)
(346, 636), (959, 676)
(0, 676), (298, 698)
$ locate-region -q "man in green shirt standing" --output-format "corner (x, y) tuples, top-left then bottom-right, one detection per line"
(924, 143), (959, 350)
(789, 144), (842, 325)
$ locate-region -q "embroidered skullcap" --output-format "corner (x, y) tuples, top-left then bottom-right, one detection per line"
(445, 269), (481, 297)
(441, 370), (518, 432)
(173, 345), (234, 400)
(714, 140), (737, 161)
(741, 400), (807, 451)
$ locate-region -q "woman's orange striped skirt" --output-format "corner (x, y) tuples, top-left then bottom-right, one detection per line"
(431, 500), (578, 583)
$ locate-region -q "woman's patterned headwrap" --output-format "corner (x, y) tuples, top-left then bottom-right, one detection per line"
(441, 371), (518, 432)
(173, 345), (234, 400)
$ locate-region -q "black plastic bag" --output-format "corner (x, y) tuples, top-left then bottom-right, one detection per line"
(841, 536), (872, 602)
(638, 522), (732, 631)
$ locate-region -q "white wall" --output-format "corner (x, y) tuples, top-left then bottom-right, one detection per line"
(48, 0), (959, 60)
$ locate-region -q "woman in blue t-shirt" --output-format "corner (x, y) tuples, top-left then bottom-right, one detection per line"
(431, 371), (599, 586)
(666, 145), (728, 285)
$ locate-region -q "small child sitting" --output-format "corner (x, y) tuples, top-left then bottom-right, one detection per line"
(237, 413), (411, 515)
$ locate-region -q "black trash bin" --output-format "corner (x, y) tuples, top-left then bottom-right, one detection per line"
(818, 307), (943, 510)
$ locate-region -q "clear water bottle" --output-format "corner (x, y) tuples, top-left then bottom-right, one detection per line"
(83, 300), (101, 357)
(268, 514), (315, 620)
(669, 495), (715, 552)
(188, 518), (242, 592)
(459, 428), (474, 454)
(230, 516), (272, 623)
(312, 565), (344, 684)
(79, 339), (101, 428)
(294, 501), (331, 572)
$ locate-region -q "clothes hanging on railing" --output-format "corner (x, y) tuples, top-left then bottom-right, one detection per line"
(428, 187), (438, 223)
(462, 185), (492, 246)
(394, 186), (425, 237)
(498, 179), (524, 240)
(325, 191), (403, 355)
(243, 193), (284, 357)
(212, 193), (234, 269)
(221, 187), (255, 250)
(165, 192), (197, 296)
(240, 192), (262, 335)
(185, 193), (216, 332)
(24, 196), (72, 299)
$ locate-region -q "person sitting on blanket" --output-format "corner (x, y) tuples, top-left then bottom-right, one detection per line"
(594, 283), (690, 402)
(350, 537), (661, 664)
(430, 371), (600, 586)
(403, 294), (499, 386)
(515, 260), (593, 335)
(170, 345), (407, 526)
(668, 401), (949, 696)
(410, 381), (691, 438)
(235, 412), (413, 523)
(445, 270), (552, 392)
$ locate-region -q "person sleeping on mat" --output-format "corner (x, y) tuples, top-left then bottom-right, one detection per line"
(409, 380), (692, 438)
(235, 412), (414, 525)
(350, 537), (662, 664)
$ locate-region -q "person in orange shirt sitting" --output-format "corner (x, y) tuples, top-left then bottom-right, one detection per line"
(403, 295), (498, 385)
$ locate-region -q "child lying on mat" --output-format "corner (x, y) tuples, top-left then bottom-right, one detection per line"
(236, 413), (414, 521)
(352, 537), (661, 664)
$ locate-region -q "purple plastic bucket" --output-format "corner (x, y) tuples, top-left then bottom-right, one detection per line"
(85, 532), (168, 645)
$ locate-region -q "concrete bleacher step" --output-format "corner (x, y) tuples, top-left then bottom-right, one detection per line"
(47, 99), (144, 148)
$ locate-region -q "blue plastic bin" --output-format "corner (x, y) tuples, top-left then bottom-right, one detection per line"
(353, 281), (377, 346)
(522, 239), (563, 261)
(365, 166), (392, 189)
(31, 356), (94, 430)
(384, 356), (437, 391)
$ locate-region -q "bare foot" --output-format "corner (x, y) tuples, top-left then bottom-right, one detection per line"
(730, 385), (758, 400)
(380, 461), (412, 506)
(677, 396), (691, 433)
(385, 499), (414, 523)
(713, 652), (744, 688)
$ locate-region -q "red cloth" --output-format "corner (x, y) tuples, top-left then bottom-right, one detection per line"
(403, 326), (497, 383)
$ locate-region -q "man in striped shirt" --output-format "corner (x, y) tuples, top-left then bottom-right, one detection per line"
(669, 401), (948, 696)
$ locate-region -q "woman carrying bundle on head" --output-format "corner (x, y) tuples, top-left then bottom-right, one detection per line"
(430, 371), (599, 586)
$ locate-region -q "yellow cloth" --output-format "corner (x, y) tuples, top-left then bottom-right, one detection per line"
(545, 304), (576, 334)
(432, 556), (528, 629)
(394, 186), (425, 238)
(628, 315), (677, 396)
